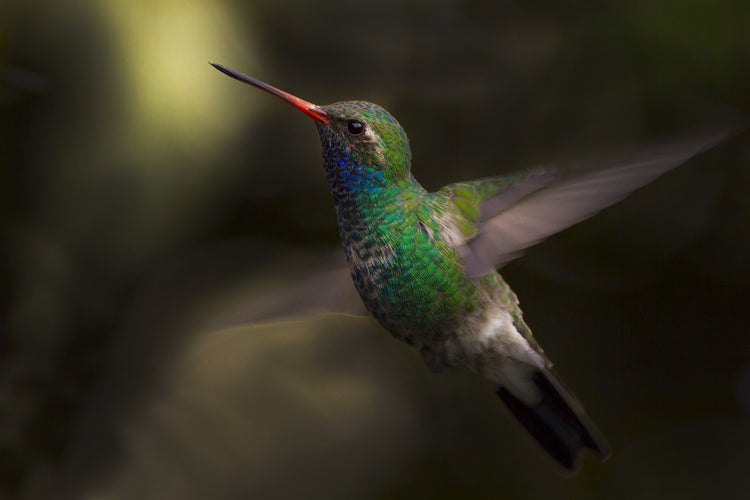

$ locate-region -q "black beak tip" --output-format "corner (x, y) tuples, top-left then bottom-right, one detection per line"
(209, 62), (255, 86)
(209, 62), (229, 75)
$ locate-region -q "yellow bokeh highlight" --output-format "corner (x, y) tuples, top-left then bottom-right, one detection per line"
(99, 0), (258, 159)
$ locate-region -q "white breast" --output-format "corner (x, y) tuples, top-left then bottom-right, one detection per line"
(462, 306), (547, 405)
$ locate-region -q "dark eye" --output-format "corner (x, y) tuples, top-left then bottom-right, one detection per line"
(347, 120), (364, 135)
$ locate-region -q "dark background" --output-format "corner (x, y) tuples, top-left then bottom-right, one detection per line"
(2, 1), (750, 498)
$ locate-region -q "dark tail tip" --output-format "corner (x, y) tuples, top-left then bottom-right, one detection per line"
(497, 369), (610, 473)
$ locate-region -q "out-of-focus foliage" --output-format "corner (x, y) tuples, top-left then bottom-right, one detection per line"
(1, 0), (749, 499)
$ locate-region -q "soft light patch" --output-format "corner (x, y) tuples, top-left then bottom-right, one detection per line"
(100, 0), (256, 157)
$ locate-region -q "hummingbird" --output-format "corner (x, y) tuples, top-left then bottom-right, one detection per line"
(211, 62), (736, 472)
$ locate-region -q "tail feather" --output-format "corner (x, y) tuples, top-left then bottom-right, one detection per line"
(496, 368), (610, 472)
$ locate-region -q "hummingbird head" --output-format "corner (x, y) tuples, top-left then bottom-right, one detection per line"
(316, 100), (411, 190)
(211, 64), (412, 201)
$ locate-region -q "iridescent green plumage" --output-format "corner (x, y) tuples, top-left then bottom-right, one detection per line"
(316, 101), (543, 359)
(211, 63), (736, 472)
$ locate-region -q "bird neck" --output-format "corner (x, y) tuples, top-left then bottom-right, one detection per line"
(322, 155), (423, 249)
(322, 146), (421, 210)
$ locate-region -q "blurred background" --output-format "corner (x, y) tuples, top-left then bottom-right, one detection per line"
(2, 1), (750, 498)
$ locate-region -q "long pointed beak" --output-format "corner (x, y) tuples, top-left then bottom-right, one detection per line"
(211, 63), (329, 124)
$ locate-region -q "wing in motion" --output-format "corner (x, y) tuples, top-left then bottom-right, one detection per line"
(202, 249), (367, 332)
(456, 124), (741, 276)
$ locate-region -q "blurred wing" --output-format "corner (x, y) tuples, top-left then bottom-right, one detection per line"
(465, 125), (738, 276)
(204, 252), (367, 331)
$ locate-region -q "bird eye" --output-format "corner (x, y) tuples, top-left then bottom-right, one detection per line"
(347, 120), (364, 136)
